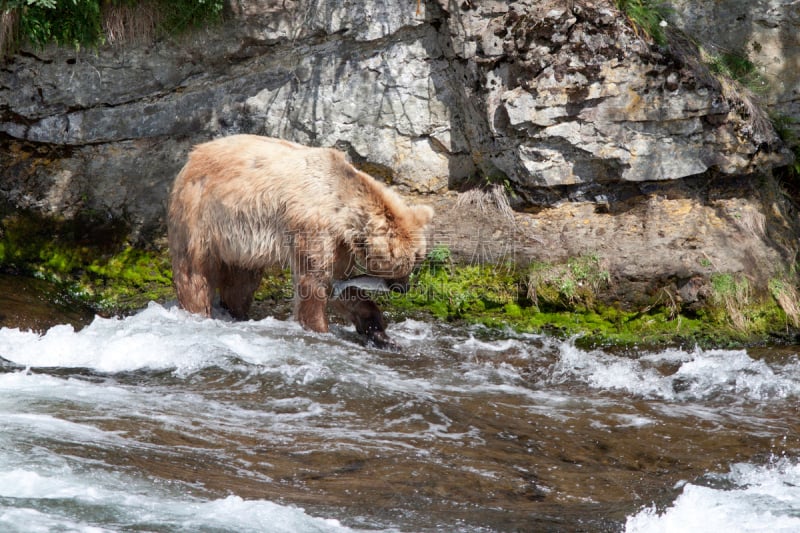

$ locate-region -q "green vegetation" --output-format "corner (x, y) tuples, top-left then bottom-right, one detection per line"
(705, 48), (769, 95)
(614, 0), (673, 46)
(695, 44), (774, 145)
(0, 0), (224, 55)
(527, 254), (610, 311)
(375, 247), (799, 349)
(768, 276), (800, 328)
(613, 0), (777, 146)
(14, 0), (103, 50)
(0, 211), (173, 312)
(708, 273), (756, 332)
(385, 262), (521, 325)
(2, 213), (798, 347)
(698, 272), (798, 343)
(253, 267), (294, 304)
(699, 47), (767, 99)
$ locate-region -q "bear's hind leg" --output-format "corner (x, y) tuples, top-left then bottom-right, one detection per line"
(219, 264), (264, 320)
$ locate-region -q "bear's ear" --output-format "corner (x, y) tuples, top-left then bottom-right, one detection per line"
(411, 205), (434, 227)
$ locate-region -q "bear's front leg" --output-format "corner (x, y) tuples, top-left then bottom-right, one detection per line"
(331, 287), (399, 351)
(172, 256), (216, 317)
(294, 271), (331, 333)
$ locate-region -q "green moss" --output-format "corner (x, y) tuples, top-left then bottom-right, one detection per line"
(0, 212), (173, 314)
(382, 258), (521, 321)
(703, 272), (788, 337)
(253, 267), (293, 302)
(3, 210), (798, 347)
(503, 303), (522, 318)
(379, 252), (798, 349)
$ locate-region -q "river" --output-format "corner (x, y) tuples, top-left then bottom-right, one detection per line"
(0, 275), (798, 532)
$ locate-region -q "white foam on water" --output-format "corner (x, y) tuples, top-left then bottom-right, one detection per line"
(0, 508), (114, 533)
(0, 370), (135, 408)
(452, 335), (534, 355)
(0, 303), (373, 386)
(0, 303), (227, 373)
(2, 303), (796, 409)
(0, 466), (359, 533)
(387, 319), (436, 342)
(0, 390), (362, 532)
(1, 303), (797, 531)
(0, 306), (642, 440)
(0, 304), (546, 404)
(0, 369), (346, 471)
(551, 342), (800, 401)
(625, 459), (800, 533)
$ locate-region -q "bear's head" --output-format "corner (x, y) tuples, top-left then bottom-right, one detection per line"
(360, 204), (434, 280)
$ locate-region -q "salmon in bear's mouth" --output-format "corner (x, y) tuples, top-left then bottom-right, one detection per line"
(332, 276), (392, 298)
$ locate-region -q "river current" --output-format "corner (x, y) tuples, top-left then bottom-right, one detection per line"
(0, 278), (798, 532)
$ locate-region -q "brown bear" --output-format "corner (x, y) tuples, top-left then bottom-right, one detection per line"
(167, 134), (433, 348)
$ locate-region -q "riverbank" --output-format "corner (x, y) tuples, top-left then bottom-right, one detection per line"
(2, 0), (800, 349)
(1, 217), (797, 349)
(378, 253), (800, 350)
(3, 180), (800, 348)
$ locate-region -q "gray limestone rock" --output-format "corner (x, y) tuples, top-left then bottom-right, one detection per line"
(0, 0), (798, 299)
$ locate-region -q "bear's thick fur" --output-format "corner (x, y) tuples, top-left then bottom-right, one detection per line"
(167, 134), (433, 347)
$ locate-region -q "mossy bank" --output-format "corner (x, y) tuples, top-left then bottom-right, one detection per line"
(2, 210), (798, 349)
(379, 246), (800, 349)
(0, 209), (173, 314)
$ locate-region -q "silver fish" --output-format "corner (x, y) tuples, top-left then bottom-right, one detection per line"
(332, 276), (390, 299)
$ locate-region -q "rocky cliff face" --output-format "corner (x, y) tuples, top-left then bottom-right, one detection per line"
(1, 0), (798, 308)
(671, 0), (800, 125)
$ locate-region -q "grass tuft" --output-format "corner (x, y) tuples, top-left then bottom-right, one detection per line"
(527, 255), (610, 311)
(710, 273), (752, 331)
(101, 0), (162, 46)
(614, 0), (673, 46)
(455, 183), (515, 225)
(1, 0), (224, 55)
(769, 278), (800, 328)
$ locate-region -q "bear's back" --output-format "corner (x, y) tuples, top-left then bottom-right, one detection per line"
(189, 135), (351, 220)
(170, 134), (432, 281)
(178, 135), (369, 264)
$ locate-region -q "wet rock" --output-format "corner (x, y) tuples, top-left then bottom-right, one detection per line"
(0, 0), (798, 302)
